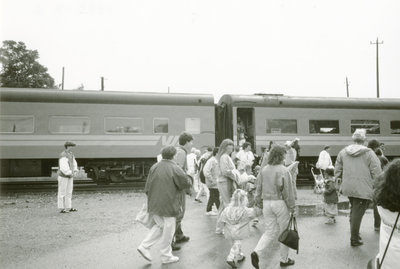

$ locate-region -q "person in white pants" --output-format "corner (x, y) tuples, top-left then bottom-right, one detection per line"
(137, 146), (192, 264)
(57, 141), (79, 213)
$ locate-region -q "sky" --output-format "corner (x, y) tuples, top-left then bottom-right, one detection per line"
(1, 0), (399, 102)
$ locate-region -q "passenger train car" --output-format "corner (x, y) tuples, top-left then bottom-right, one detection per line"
(216, 94), (400, 178)
(1, 88), (399, 183)
(0, 88), (215, 183)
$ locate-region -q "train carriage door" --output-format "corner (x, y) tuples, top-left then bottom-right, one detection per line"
(215, 102), (233, 146)
(237, 108), (255, 149)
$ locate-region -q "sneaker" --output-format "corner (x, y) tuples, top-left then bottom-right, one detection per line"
(206, 211), (217, 216)
(237, 255), (245, 262)
(226, 260), (237, 268)
(194, 199), (202, 203)
(175, 235), (190, 243)
(325, 218), (334, 225)
(280, 258), (295, 267)
(215, 229), (224, 235)
(171, 243), (181, 251)
(162, 256), (179, 264)
(137, 245), (152, 262)
(60, 209), (68, 213)
(350, 240), (364, 247)
(374, 226), (380, 232)
(251, 251), (259, 269)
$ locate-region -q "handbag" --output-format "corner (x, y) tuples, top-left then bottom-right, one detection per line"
(278, 214), (299, 254)
(135, 202), (155, 228)
(367, 212), (400, 269)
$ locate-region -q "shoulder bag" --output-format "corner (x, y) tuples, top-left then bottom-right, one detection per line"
(278, 213), (299, 254)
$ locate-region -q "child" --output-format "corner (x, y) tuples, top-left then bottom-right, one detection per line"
(220, 189), (259, 268)
(323, 166), (338, 224)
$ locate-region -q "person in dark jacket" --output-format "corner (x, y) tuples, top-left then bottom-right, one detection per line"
(334, 129), (382, 247)
(137, 146), (192, 264)
(323, 166), (338, 224)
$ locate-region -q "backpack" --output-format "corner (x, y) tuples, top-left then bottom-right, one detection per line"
(199, 157), (210, 184)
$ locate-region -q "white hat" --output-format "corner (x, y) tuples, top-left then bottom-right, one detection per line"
(284, 141), (292, 146)
(352, 129), (366, 141)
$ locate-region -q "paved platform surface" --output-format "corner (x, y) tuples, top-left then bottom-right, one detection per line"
(3, 190), (379, 269)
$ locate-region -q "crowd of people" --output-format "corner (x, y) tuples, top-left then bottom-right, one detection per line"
(55, 128), (399, 268)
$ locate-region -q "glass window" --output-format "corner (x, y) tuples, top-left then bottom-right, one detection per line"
(154, 118), (168, 133)
(0, 115), (34, 133)
(351, 120), (380, 134)
(391, 121), (400, 134)
(49, 116), (90, 134)
(309, 120), (339, 134)
(266, 119), (297, 134)
(185, 118), (200, 134)
(104, 117), (143, 134)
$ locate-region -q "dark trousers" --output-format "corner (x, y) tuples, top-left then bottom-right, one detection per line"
(348, 197), (370, 242)
(206, 188), (220, 212)
(174, 192), (186, 240)
(373, 204), (381, 229)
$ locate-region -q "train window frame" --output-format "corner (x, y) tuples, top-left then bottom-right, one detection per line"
(309, 120), (340, 134)
(185, 118), (201, 134)
(104, 117), (144, 134)
(390, 121), (400, 134)
(265, 119), (298, 134)
(350, 120), (380, 134)
(49, 116), (91, 134)
(153, 118), (169, 134)
(0, 115), (34, 133)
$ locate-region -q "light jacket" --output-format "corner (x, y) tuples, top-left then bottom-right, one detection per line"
(203, 156), (218, 189)
(220, 206), (257, 240)
(334, 144), (382, 200)
(58, 150), (78, 178)
(217, 154), (236, 183)
(255, 164), (296, 211)
(316, 150), (332, 170)
(145, 160), (192, 217)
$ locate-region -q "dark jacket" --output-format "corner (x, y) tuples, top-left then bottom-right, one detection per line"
(145, 160), (192, 217)
(324, 178), (338, 204)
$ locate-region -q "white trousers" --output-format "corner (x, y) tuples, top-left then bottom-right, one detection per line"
(140, 215), (176, 259)
(254, 200), (291, 263)
(195, 183), (209, 200)
(57, 176), (73, 209)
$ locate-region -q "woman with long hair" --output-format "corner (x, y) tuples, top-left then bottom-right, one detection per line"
(251, 144), (297, 268)
(215, 138), (236, 234)
(372, 158), (400, 269)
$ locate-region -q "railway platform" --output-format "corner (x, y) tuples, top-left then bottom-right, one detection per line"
(1, 189), (376, 269)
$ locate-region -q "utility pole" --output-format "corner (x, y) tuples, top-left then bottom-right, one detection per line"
(61, 67), (65, 90)
(370, 38), (383, 98)
(168, 86), (170, 93)
(345, 77), (349, 97)
(100, 77), (104, 91)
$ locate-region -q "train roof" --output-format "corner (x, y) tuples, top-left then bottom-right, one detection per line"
(0, 88), (214, 106)
(218, 94), (400, 110)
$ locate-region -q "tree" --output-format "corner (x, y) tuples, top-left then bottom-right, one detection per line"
(0, 40), (55, 88)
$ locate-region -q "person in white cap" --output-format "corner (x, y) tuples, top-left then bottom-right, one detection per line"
(57, 141), (79, 213)
(334, 129), (381, 247)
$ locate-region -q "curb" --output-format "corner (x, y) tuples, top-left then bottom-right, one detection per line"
(297, 201), (350, 216)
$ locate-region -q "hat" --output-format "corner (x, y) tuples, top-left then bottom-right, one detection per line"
(64, 141), (76, 147)
(352, 129), (366, 141)
(284, 141), (292, 146)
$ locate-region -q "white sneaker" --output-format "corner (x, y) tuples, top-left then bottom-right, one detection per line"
(206, 211), (217, 216)
(137, 245), (152, 262)
(162, 255), (179, 264)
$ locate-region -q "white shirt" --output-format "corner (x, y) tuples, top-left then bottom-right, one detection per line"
(316, 150), (332, 170)
(236, 150), (255, 170)
(186, 153), (196, 175)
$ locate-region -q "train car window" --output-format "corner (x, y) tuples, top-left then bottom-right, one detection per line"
(350, 120), (380, 134)
(391, 121), (400, 134)
(309, 120), (339, 134)
(154, 118), (168, 134)
(0, 115), (34, 133)
(49, 116), (90, 134)
(185, 118), (200, 134)
(266, 119), (297, 134)
(104, 117), (143, 134)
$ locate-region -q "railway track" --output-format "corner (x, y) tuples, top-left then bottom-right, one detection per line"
(0, 180), (146, 193)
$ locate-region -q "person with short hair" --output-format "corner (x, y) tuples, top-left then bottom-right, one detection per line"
(334, 129), (382, 247)
(203, 147), (220, 216)
(137, 146), (192, 264)
(373, 158), (400, 269)
(57, 141), (79, 213)
(173, 132), (194, 247)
